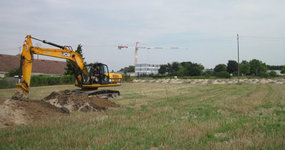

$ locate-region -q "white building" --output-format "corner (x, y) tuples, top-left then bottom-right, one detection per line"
(135, 63), (161, 76)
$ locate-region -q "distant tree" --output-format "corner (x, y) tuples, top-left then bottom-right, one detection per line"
(158, 65), (167, 74)
(128, 66), (135, 72)
(202, 69), (214, 76)
(240, 60), (250, 75)
(249, 59), (267, 76)
(166, 63), (172, 73)
(170, 62), (183, 76)
(5, 68), (20, 77)
(227, 60), (238, 74)
(181, 61), (192, 68)
(269, 70), (277, 77)
(215, 71), (231, 78)
(172, 62), (180, 72)
(183, 62), (204, 76)
(118, 65), (135, 74)
(65, 44), (85, 75)
(281, 66), (285, 74)
(75, 44), (84, 58)
(267, 65), (282, 70)
(214, 64), (227, 73)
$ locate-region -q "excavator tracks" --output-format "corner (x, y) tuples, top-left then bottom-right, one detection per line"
(62, 89), (120, 99)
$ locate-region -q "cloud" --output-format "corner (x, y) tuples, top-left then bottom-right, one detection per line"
(0, 0), (285, 71)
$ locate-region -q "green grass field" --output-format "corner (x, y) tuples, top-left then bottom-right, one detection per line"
(1, 83), (285, 149)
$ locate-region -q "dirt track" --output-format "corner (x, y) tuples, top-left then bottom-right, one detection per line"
(0, 90), (120, 128)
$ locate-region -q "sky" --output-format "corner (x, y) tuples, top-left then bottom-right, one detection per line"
(1, 0), (285, 71)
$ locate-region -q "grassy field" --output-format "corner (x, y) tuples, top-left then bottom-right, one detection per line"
(1, 83), (285, 149)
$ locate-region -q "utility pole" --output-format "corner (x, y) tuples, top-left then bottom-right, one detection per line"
(237, 34), (240, 83)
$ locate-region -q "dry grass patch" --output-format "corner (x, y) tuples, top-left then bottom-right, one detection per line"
(1, 83), (285, 149)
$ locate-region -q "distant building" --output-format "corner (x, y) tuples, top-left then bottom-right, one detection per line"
(0, 54), (66, 77)
(135, 63), (161, 76)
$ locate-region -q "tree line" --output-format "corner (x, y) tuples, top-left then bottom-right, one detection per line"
(157, 59), (285, 78)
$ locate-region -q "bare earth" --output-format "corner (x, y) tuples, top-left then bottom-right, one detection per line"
(0, 90), (120, 128)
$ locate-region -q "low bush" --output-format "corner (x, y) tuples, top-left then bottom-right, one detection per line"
(122, 75), (133, 83)
(30, 75), (75, 87)
(153, 75), (168, 79)
(215, 71), (231, 78)
(0, 77), (18, 89)
(268, 70), (277, 77)
(0, 75), (76, 89)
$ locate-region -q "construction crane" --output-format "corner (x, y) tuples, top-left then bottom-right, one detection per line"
(118, 42), (187, 72)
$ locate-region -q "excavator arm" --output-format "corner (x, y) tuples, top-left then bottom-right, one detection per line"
(16, 35), (88, 98)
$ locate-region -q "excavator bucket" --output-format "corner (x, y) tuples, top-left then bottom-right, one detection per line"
(12, 83), (29, 100)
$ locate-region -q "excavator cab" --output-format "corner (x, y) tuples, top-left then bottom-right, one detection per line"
(91, 63), (110, 84)
(83, 63), (122, 87)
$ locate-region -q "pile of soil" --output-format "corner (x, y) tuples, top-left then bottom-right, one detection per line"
(0, 99), (66, 128)
(43, 91), (120, 113)
(0, 90), (120, 128)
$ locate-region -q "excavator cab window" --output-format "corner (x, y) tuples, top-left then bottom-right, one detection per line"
(91, 63), (110, 84)
(84, 65), (92, 84)
(101, 65), (110, 84)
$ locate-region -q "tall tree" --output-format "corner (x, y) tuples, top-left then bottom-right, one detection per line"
(249, 59), (267, 76)
(227, 60), (238, 74)
(172, 62), (180, 72)
(65, 44), (85, 75)
(281, 65), (285, 74)
(119, 65), (135, 74)
(166, 63), (172, 74)
(183, 62), (204, 76)
(128, 66), (135, 72)
(158, 65), (167, 74)
(240, 60), (250, 75)
(214, 64), (227, 73)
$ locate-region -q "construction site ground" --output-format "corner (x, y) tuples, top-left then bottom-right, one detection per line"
(1, 81), (284, 149)
(0, 89), (120, 128)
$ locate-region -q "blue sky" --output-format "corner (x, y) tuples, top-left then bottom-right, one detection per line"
(1, 0), (285, 71)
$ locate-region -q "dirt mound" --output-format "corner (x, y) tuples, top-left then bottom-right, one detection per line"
(43, 91), (120, 113)
(0, 99), (66, 128)
(0, 90), (120, 128)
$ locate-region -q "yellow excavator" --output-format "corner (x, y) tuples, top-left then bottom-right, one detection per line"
(13, 35), (122, 99)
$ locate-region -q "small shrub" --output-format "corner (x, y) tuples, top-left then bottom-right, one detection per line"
(0, 77), (18, 89)
(153, 75), (168, 79)
(215, 71), (231, 79)
(269, 70), (277, 77)
(122, 75), (133, 83)
(30, 75), (75, 87)
(5, 68), (20, 77)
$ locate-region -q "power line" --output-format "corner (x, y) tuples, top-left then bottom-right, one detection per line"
(241, 36), (285, 40)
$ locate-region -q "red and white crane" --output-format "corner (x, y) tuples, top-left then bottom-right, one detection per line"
(118, 42), (187, 71)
